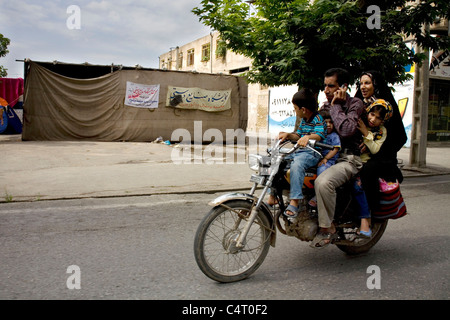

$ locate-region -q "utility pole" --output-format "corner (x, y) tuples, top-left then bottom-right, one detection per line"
(409, 24), (430, 168)
(210, 32), (214, 73)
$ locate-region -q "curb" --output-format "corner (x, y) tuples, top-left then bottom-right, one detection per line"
(1, 171), (448, 204)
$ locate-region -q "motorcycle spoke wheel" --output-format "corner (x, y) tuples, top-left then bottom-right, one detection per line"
(194, 200), (272, 283)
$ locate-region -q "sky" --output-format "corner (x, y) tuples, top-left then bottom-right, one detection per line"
(0, 0), (212, 78)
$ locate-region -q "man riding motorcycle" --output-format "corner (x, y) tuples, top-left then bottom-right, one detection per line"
(312, 68), (366, 248)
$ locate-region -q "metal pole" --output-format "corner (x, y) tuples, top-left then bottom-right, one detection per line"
(210, 32), (213, 73)
(409, 24), (430, 168)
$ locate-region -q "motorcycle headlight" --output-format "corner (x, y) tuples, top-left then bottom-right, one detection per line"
(248, 154), (271, 173)
(248, 154), (262, 172)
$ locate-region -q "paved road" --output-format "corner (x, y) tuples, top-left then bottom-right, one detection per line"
(0, 175), (449, 301)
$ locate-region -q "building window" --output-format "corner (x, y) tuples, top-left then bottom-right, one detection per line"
(178, 52), (183, 69)
(216, 39), (227, 59)
(202, 43), (211, 62)
(229, 66), (250, 74)
(187, 49), (195, 66)
(428, 78), (450, 141)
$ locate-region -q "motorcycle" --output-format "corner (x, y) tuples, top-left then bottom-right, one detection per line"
(193, 139), (389, 283)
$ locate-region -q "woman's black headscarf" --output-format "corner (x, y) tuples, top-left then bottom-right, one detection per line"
(355, 70), (407, 161)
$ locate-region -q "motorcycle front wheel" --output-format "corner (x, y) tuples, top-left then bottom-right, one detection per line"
(194, 200), (272, 283)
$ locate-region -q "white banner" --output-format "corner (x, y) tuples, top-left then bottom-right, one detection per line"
(268, 85), (298, 134)
(125, 82), (160, 108)
(167, 86), (231, 112)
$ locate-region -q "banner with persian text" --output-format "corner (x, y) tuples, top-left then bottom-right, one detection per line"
(125, 82), (160, 108)
(167, 86), (231, 112)
(268, 85), (298, 134)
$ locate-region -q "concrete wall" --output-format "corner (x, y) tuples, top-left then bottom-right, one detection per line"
(22, 61), (248, 142)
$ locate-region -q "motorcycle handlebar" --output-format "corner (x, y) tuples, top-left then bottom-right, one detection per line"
(274, 139), (334, 155)
(309, 140), (334, 150)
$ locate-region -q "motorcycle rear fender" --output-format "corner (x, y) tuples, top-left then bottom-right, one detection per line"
(209, 192), (276, 247)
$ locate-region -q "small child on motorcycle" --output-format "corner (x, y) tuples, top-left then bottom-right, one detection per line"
(308, 109), (341, 207)
(356, 99), (393, 238)
(267, 88), (326, 219)
(317, 109), (341, 176)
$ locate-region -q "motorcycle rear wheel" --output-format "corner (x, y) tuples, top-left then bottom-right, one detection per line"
(336, 219), (388, 255)
(194, 200), (272, 283)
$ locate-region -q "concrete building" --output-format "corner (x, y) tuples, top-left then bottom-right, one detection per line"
(159, 31), (268, 134)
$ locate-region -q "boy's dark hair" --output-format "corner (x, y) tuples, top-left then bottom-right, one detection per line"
(324, 68), (350, 86)
(319, 109), (332, 120)
(292, 88), (318, 113)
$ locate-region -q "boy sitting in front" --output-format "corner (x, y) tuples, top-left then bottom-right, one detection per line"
(268, 88), (326, 219)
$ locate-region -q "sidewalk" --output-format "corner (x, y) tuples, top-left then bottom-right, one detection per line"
(1, 134), (449, 202)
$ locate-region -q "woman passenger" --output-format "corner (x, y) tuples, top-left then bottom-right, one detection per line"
(355, 70), (407, 184)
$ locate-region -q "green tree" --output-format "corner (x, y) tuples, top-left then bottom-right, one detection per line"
(193, 0), (450, 91)
(0, 33), (11, 77)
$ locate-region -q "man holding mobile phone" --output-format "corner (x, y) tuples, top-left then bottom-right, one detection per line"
(311, 68), (366, 248)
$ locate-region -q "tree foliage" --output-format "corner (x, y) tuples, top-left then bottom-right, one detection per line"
(193, 0), (450, 91)
(0, 33), (11, 77)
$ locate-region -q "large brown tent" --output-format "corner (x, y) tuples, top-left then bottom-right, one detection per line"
(22, 61), (248, 142)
